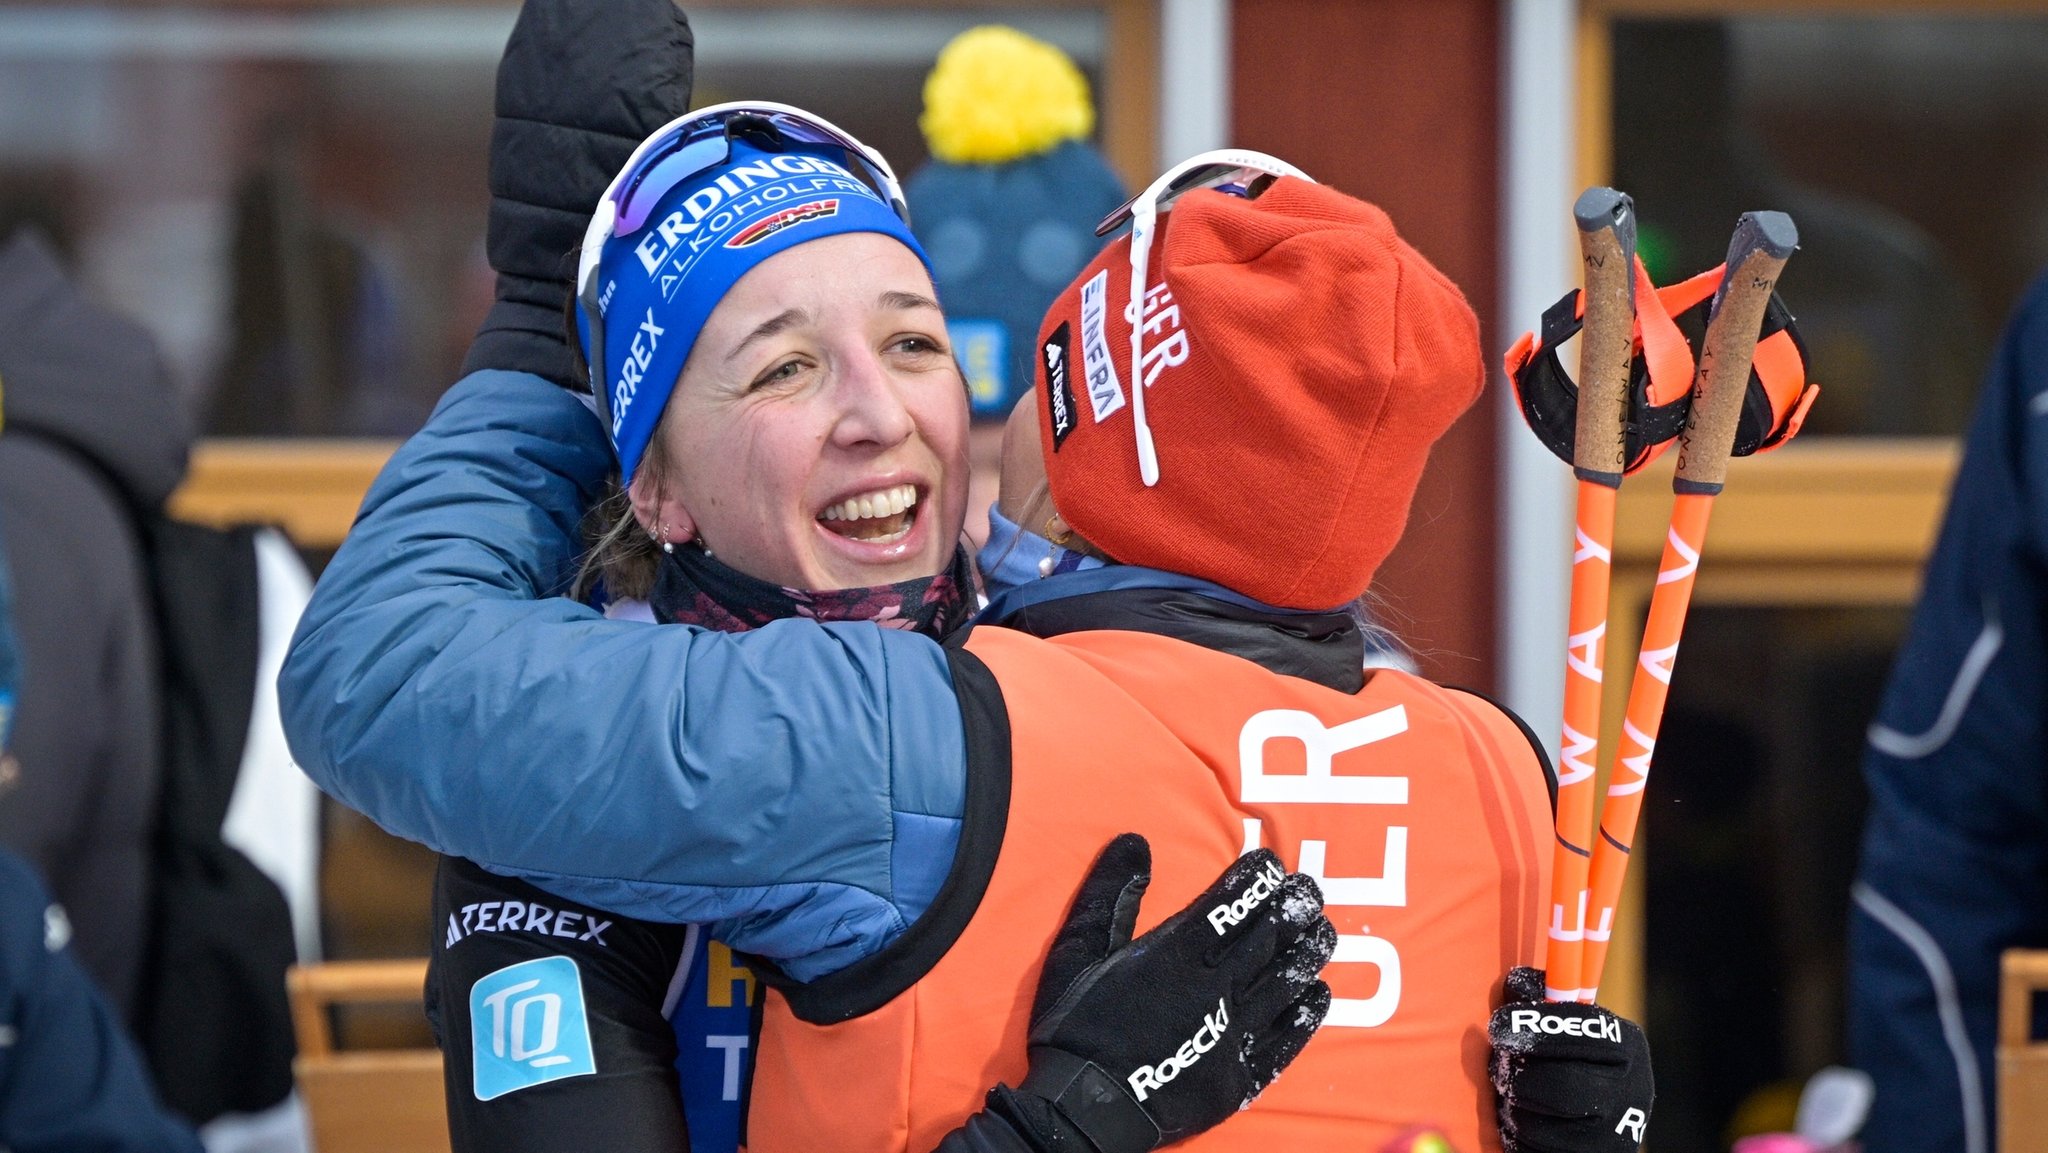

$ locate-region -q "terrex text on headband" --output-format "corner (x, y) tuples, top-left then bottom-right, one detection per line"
(1096, 150), (1313, 488)
(575, 102), (921, 483)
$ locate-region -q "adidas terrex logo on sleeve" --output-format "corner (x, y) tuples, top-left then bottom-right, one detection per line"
(1127, 998), (1230, 1102)
(1507, 1008), (1623, 1043)
(446, 900), (613, 948)
(1207, 857), (1286, 935)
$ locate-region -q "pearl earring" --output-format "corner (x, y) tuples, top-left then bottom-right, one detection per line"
(1039, 517), (1073, 578)
(657, 524), (674, 555)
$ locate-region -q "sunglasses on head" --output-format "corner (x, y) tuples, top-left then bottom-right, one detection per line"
(1104, 150), (1313, 487)
(576, 102), (909, 432)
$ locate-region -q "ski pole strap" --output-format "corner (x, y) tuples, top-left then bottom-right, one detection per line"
(1656, 263), (1820, 457)
(1506, 258), (1819, 472)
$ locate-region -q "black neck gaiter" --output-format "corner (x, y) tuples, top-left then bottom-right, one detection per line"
(648, 542), (977, 638)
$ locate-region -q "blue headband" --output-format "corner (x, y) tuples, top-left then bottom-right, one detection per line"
(579, 138), (931, 484)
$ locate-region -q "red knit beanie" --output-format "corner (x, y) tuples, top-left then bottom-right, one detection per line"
(1034, 176), (1484, 609)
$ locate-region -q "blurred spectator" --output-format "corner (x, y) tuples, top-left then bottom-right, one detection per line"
(209, 162), (415, 436)
(0, 227), (185, 1020)
(0, 226), (318, 1150)
(905, 25), (1124, 419)
(1849, 272), (2048, 1153)
(0, 363), (203, 1153)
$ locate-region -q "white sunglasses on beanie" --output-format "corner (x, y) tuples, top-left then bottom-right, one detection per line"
(1094, 149), (1315, 487)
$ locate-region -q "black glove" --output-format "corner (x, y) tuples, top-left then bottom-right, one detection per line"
(946, 833), (1335, 1153)
(1488, 966), (1654, 1153)
(461, 0), (695, 388)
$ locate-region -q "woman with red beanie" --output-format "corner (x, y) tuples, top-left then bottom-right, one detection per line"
(283, 138), (1652, 1150)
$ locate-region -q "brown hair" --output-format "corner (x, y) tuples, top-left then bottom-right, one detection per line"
(571, 427), (675, 603)
(566, 286), (677, 603)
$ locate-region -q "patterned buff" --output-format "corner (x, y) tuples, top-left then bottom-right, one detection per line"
(649, 543), (977, 637)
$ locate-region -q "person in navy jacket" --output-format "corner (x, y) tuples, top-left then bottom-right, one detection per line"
(0, 437), (201, 1153)
(1850, 273), (2048, 1153)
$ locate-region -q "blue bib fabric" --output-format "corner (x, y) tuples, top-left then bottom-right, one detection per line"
(668, 928), (758, 1153)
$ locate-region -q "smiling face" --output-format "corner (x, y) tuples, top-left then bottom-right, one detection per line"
(628, 232), (970, 591)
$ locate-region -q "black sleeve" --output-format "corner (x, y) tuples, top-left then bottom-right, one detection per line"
(426, 856), (692, 1153)
(932, 1110), (1038, 1153)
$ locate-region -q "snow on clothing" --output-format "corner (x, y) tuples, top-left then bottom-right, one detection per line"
(0, 229), (188, 1017)
(1850, 273), (2048, 1153)
(282, 368), (1552, 1152)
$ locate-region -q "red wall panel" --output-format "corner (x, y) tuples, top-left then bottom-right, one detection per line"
(1232, 0), (1502, 689)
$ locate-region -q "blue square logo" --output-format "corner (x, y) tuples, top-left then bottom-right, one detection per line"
(469, 955), (596, 1101)
(948, 318), (1012, 416)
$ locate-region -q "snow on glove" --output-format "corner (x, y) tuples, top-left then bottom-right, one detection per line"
(972, 833), (1336, 1153)
(1489, 966), (1654, 1153)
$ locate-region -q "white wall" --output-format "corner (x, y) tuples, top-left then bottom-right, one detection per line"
(1500, 0), (1578, 755)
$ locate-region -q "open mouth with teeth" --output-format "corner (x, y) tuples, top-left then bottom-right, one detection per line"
(817, 483), (920, 544)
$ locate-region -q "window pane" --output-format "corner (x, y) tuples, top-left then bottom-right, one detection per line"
(1612, 17), (2048, 436)
(0, 6), (1102, 439)
(1644, 605), (1904, 1150)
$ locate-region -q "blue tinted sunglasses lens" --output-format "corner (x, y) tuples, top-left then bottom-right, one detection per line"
(612, 112), (894, 238)
(1095, 163), (1256, 237)
(615, 131), (730, 235)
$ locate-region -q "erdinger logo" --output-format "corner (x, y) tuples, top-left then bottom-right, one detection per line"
(1127, 998), (1230, 1102)
(1507, 1008), (1623, 1043)
(1207, 857), (1285, 935)
(1042, 321), (1077, 450)
(632, 154), (868, 275)
(726, 199), (839, 248)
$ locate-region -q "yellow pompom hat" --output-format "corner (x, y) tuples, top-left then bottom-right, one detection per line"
(920, 26), (1095, 165)
(907, 25), (1125, 415)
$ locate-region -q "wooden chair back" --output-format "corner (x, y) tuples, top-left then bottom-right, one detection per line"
(2000, 949), (2048, 1152)
(288, 959), (450, 1153)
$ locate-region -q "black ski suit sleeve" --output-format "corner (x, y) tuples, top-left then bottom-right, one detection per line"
(422, 856), (1115, 1153)
(426, 855), (692, 1153)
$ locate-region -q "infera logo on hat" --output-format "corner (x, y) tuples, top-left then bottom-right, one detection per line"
(1033, 176), (1485, 611)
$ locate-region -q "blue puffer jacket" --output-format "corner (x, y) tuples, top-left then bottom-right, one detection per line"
(1849, 274), (2048, 1153)
(278, 371), (969, 981)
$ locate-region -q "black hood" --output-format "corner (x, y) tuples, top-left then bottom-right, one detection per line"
(0, 229), (192, 510)
(981, 586), (1369, 694)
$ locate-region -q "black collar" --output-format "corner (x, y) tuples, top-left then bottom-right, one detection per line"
(975, 586), (1366, 693)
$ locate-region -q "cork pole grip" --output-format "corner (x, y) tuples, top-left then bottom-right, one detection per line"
(1674, 211), (1799, 492)
(1572, 187), (1638, 485)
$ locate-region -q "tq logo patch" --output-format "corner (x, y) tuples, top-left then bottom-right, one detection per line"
(470, 956), (597, 1100)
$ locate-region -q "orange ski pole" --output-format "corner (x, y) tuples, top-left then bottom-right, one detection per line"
(1545, 187), (1636, 1003)
(1577, 210), (1799, 1000)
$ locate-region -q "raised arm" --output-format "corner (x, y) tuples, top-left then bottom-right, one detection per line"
(279, 369), (967, 976)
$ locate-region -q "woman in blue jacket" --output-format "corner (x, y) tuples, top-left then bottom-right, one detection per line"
(282, 7), (1646, 1145)
(350, 90), (1332, 1152)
